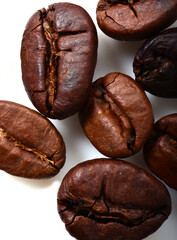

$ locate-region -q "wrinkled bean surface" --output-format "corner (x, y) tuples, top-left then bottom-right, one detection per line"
(0, 101), (65, 178)
(134, 28), (177, 98)
(96, 0), (177, 41)
(58, 158), (171, 240)
(21, 2), (98, 119)
(79, 73), (154, 158)
(144, 114), (177, 190)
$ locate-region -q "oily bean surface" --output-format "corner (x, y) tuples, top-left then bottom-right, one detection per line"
(96, 0), (177, 41)
(21, 2), (98, 119)
(58, 158), (171, 240)
(133, 28), (177, 98)
(0, 101), (65, 179)
(144, 114), (177, 190)
(79, 72), (154, 158)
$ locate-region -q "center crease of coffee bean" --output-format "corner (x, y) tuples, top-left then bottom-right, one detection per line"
(42, 19), (69, 111)
(0, 128), (56, 166)
(60, 198), (165, 227)
(94, 78), (136, 151)
(58, 179), (166, 227)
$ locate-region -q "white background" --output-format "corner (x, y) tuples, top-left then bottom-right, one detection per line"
(0, 0), (176, 239)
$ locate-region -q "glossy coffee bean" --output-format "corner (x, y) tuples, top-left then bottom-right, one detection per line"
(79, 73), (154, 158)
(144, 114), (177, 190)
(96, 0), (177, 41)
(133, 28), (177, 98)
(21, 3), (98, 119)
(58, 158), (171, 240)
(0, 101), (65, 179)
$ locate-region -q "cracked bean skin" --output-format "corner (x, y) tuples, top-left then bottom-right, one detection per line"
(0, 101), (65, 179)
(96, 0), (177, 41)
(79, 72), (154, 158)
(21, 3), (98, 119)
(57, 158), (171, 240)
(144, 114), (177, 190)
(133, 28), (177, 98)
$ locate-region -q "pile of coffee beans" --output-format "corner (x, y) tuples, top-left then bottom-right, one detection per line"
(0, 1), (177, 240)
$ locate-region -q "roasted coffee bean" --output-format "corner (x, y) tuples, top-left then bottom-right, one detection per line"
(144, 114), (177, 190)
(0, 101), (65, 179)
(133, 28), (177, 98)
(21, 3), (98, 119)
(58, 158), (171, 240)
(79, 73), (154, 158)
(96, 0), (177, 41)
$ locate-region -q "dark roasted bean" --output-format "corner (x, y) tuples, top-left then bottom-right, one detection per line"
(133, 28), (177, 97)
